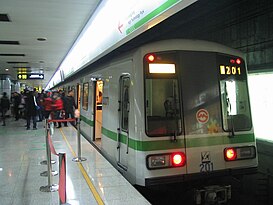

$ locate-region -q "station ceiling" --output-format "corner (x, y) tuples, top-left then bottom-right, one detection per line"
(0, 0), (272, 90)
(0, 0), (101, 89)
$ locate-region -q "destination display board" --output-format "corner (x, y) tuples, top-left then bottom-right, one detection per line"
(17, 73), (44, 80)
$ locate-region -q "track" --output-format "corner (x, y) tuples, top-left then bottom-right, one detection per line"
(136, 173), (269, 205)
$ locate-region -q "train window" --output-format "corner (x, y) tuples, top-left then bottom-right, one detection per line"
(218, 55), (252, 132)
(220, 79), (252, 132)
(120, 76), (130, 132)
(82, 82), (89, 110)
(144, 51), (182, 137)
(145, 78), (182, 137)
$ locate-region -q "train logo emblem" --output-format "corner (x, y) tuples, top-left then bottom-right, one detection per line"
(200, 151), (214, 172)
(201, 151), (211, 163)
(196, 109), (209, 124)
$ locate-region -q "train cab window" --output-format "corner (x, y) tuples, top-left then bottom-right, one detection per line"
(145, 79), (182, 136)
(144, 52), (182, 137)
(218, 55), (252, 132)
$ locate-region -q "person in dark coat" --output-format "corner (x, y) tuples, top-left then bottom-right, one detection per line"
(64, 90), (77, 126)
(25, 91), (37, 130)
(36, 92), (44, 121)
(13, 92), (21, 121)
(0, 92), (10, 126)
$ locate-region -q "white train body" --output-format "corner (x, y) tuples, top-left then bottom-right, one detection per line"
(61, 39), (258, 186)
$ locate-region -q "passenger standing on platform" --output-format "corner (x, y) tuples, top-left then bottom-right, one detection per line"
(60, 91), (68, 127)
(19, 91), (26, 119)
(10, 92), (15, 117)
(52, 92), (63, 128)
(13, 92), (21, 121)
(25, 91), (37, 130)
(0, 92), (10, 126)
(33, 87), (38, 98)
(43, 91), (54, 119)
(36, 93), (44, 121)
(65, 90), (77, 126)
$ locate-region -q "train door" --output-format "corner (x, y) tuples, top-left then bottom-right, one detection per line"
(144, 52), (187, 171)
(179, 51), (233, 174)
(76, 84), (81, 110)
(93, 80), (103, 148)
(117, 75), (130, 170)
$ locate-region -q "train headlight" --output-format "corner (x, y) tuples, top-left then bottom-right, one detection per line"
(148, 155), (169, 169)
(224, 146), (256, 161)
(146, 152), (186, 169)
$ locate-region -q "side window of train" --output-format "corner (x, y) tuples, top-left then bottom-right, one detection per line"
(120, 76), (130, 131)
(82, 82), (89, 110)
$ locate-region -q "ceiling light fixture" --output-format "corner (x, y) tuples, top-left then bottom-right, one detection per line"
(37, 37), (47, 41)
(0, 53), (25, 56)
(0, 14), (11, 22)
(0, 40), (19, 45)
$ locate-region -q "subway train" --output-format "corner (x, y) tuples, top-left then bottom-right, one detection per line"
(57, 39), (258, 202)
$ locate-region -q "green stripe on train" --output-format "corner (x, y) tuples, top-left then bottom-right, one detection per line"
(81, 115), (94, 126)
(101, 127), (185, 151)
(80, 115), (255, 151)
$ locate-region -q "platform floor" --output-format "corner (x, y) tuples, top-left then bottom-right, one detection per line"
(0, 117), (150, 205)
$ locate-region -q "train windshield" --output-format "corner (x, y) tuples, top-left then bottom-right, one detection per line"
(218, 54), (252, 132)
(144, 52), (182, 137)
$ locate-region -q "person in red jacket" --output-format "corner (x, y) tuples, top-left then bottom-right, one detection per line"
(52, 92), (63, 128)
(43, 92), (54, 119)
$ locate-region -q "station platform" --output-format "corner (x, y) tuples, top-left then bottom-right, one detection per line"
(0, 118), (150, 205)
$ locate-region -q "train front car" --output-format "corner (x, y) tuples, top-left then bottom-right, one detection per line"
(141, 40), (258, 204)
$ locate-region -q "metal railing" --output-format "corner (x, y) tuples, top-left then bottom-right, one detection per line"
(39, 117), (86, 204)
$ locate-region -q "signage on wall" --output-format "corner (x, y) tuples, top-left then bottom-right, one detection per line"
(59, 0), (198, 79)
(17, 73), (44, 80)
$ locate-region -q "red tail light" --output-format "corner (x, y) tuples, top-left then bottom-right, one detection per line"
(224, 148), (237, 161)
(171, 152), (186, 167)
(147, 152), (186, 169)
(236, 58), (241, 65)
(146, 54), (155, 62)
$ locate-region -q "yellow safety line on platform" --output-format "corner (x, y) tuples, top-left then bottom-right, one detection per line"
(59, 128), (104, 205)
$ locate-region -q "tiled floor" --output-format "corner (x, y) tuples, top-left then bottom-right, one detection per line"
(0, 117), (150, 205)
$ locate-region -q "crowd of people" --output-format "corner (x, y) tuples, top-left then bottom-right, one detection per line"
(0, 89), (77, 129)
